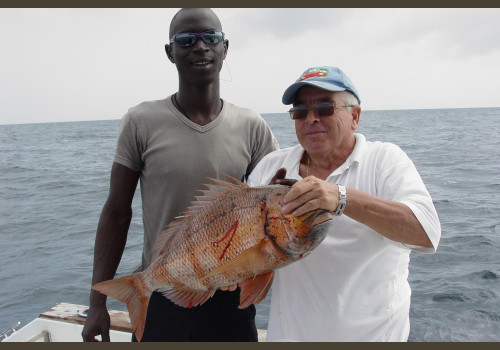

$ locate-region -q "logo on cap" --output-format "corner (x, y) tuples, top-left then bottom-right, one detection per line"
(297, 67), (328, 82)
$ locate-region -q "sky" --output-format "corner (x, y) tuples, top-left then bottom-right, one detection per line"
(1, 8), (500, 125)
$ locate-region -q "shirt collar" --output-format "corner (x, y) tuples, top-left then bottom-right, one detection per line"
(329, 133), (366, 176)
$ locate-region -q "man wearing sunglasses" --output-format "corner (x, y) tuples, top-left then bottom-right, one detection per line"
(248, 66), (441, 341)
(82, 8), (277, 342)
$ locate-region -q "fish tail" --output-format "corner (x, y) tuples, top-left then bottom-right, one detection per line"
(92, 273), (151, 342)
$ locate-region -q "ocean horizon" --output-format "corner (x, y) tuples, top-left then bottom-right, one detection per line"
(1, 107), (499, 341)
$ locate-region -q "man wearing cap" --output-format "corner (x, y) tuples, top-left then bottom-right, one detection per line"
(247, 66), (441, 341)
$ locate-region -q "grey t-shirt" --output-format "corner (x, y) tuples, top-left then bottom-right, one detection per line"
(114, 95), (279, 270)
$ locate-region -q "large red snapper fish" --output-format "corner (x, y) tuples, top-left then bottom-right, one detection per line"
(93, 175), (333, 341)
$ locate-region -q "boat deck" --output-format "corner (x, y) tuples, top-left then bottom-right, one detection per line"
(2, 302), (267, 342)
(40, 302), (132, 333)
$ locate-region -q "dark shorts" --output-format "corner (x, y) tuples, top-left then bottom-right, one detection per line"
(131, 289), (257, 342)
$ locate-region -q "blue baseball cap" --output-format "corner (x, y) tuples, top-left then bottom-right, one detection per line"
(282, 66), (361, 105)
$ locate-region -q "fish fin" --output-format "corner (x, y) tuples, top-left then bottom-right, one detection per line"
(150, 221), (184, 263)
(198, 190), (229, 196)
(198, 185), (232, 195)
(238, 271), (275, 309)
(181, 175), (250, 217)
(195, 195), (219, 200)
(158, 287), (215, 308)
(201, 238), (274, 282)
(204, 173), (249, 192)
(217, 173), (248, 187)
(187, 202), (212, 209)
(172, 214), (187, 220)
(92, 273), (151, 342)
(151, 174), (250, 269)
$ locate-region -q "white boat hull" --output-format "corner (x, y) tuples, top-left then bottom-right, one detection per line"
(2, 302), (267, 342)
(2, 303), (132, 342)
(2, 317), (132, 342)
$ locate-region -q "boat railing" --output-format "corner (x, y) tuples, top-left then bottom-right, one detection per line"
(0, 322), (20, 341)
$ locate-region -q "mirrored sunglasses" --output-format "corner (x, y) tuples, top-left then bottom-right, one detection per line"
(170, 30), (225, 47)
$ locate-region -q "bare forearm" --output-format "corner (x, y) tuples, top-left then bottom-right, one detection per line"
(282, 176), (432, 248)
(344, 188), (432, 248)
(83, 164), (138, 341)
(89, 206), (131, 307)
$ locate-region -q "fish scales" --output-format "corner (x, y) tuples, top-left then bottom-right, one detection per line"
(162, 190), (262, 288)
(92, 175), (333, 341)
(154, 188), (267, 290)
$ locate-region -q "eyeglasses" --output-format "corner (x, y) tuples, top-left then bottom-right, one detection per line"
(288, 104), (353, 120)
(170, 30), (225, 47)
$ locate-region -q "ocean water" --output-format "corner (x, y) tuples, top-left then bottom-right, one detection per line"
(1, 107), (499, 341)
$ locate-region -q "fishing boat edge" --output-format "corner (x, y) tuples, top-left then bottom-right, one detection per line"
(1, 302), (267, 342)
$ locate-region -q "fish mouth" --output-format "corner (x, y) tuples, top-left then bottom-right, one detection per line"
(305, 209), (334, 227)
(276, 209), (333, 256)
(301, 210), (333, 252)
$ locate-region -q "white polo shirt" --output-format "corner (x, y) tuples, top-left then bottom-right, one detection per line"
(247, 133), (441, 342)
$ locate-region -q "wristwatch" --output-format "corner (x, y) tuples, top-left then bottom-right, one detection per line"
(333, 185), (346, 216)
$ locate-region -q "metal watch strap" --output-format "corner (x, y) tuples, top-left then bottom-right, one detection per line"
(333, 185), (346, 216)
